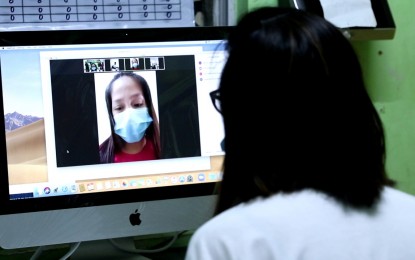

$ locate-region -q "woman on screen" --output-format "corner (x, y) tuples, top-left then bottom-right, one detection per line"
(99, 72), (161, 163)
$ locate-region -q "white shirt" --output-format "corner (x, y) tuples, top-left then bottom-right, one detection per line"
(185, 187), (415, 260)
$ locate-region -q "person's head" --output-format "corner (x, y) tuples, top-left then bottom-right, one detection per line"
(215, 7), (394, 213)
(102, 72), (160, 160)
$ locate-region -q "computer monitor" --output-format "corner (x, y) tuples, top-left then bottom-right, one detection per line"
(0, 26), (229, 251)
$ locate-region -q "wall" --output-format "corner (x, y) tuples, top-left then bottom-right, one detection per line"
(241, 0), (415, 194)
(353, 1), (415, 195)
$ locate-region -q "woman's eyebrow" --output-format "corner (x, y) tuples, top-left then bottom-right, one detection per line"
(112, 98), (123, 104)
(130, 93), (144, 100)
(113, 93), (141, 101)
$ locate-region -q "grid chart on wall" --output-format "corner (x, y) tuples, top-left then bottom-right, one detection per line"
(0, 0), (195, 31)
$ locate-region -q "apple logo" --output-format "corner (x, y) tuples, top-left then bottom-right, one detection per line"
(129, 209), (142, 226)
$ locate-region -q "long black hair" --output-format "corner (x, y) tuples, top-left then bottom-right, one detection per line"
(99, 72), (161, 162)
(215, 7), (395, 214)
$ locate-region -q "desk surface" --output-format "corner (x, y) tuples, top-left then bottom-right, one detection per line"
(0, 232), (191, 260)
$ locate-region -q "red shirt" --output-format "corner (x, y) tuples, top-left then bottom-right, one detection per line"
(114, 138), (157, 163)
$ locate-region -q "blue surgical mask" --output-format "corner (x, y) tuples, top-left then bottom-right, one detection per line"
(114, 107), (153, 143)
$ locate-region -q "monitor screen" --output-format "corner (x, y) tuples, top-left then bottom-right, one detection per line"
(0, 27), (229, 250)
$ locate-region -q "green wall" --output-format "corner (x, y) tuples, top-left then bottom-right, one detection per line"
(354, 1), (415, 195)
(242, 0), (415, 194)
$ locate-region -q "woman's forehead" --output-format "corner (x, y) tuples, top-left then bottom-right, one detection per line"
(112, 76), (143, 93)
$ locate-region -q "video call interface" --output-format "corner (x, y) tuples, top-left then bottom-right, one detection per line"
(1, 39), (226, 200)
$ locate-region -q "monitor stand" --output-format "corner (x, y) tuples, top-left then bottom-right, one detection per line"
(70, 237), (151, 260)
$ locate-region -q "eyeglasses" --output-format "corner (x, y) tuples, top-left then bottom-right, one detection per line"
(209, 89), (222, 113)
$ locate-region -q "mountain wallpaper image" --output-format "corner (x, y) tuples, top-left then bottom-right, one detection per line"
(4, 111), (42, 132)
(4, 111), (48, 185)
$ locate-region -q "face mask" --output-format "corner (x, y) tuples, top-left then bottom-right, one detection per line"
(132, 62), (138, 68)
(114, 107), (153, 143)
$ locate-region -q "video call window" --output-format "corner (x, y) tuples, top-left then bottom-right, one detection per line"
(35, 44), (224, 185)
(51, 55), (201, 168)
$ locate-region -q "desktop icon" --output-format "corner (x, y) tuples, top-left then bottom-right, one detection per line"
(95, 182), (103, 190)
(112, 181), (120, 189)
(198, 173), (205, 181)
(44, 187), (51, 195)
(87, 183), (94, 191)
(138, 179), (145, 186)
(129, 209), (142, 226)
(171, 176), (178, 184)
(61, 186), (68, 192)
(208, 173), (218, 181)
(79, 184), (86, 192)
(163, 176), (170, 184)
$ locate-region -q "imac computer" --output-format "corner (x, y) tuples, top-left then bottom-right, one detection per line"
(0, 26), (229, 254)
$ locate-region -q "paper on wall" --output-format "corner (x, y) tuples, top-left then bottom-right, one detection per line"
(0, 0), (195, 32)
(319, 0), (377, 28)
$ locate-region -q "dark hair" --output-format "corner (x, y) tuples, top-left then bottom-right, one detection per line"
(215, 7), (395, 214)
(99, 71), (161, 162)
